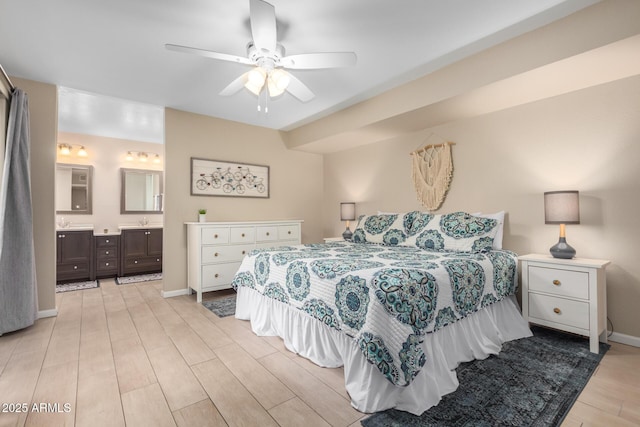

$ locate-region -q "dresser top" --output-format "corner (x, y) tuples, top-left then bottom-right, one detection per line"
(185, 220), (303, 226)
(518, 253), (610, 268)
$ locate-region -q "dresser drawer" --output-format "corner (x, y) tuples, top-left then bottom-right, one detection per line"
(202, 244), (253, 264)
(278, 225), (299, 241)
(528, 265), (589, 299)
(202, 227), (230, 244)
(202, 262), (242, 287)
(256, 226), (278, 242)
(97, 247), (117, 258)
(96, 236), (118, 248)
(96, 258), (118, 272)
(528, 293), (589, 330)
(230, 227), (255, 244)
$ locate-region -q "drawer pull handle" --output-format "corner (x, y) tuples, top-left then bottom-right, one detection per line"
(106, 239), (110, 243)
(214, 234), (219, 238)
(214, 252), (219, 257)
(134, 260), (138, 264)
(156, 258), (160, 262)
(105, 251), (109, 255)
(242, 233), (245, 237)
(266, 232), (270, 236)
(242, 250), (246, 255)
(214, 273), (219, 278)
(552, 280), (561, 286)
(553, 308), (561, 314)
(73, 266), (78, 270)
(105, 263), (109, 266)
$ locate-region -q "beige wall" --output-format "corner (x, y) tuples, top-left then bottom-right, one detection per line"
(56, 132), (163, 231)
(12, 77), (57, 313)
(324, 75), (640, 339)
(163, 108), (324, 293)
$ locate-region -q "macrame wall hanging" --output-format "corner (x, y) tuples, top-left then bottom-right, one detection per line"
(410, 139), (455, 211)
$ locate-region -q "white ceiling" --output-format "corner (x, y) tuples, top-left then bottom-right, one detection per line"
(0, 0), (599, 138)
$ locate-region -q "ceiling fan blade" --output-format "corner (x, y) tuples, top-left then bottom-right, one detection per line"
(219, 73), (249, 96)
(280, 52), (357, 69)
(165, 44), (253, 65)
(286, 73), (314, 102)
(250, 0), (277, 53)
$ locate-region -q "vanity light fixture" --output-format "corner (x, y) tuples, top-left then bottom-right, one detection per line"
(58, 143), (89, 157)
(125, 150), (161, 164)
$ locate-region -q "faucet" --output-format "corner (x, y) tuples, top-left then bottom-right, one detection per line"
(57, 217), (70, 228)
(139, 216), (149, 226)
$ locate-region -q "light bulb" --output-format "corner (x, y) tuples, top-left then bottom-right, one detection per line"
(267, 78), (285, 97)
(247, 67), (266, 86)
(59, 144), (71, 155)
(126, 151), (134, 161)
(78, 146), (88, 157)
(153, 154), (161, 164)
(138, 152), (148, 162)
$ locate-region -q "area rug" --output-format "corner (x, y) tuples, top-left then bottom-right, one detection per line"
(361, 326), (609, 427)
(116, 272), (163, 285)
(202, 294), (237, 318)
(56, 280), (99, 293)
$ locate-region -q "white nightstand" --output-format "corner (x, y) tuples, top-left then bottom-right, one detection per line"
(323, 237), (345, 242)
(519, 254), (610, 354)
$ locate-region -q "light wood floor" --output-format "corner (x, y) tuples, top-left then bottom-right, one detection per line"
(0, 279), (638, 427)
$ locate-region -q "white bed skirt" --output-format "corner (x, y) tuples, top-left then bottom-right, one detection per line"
(235, 287), (532, 415)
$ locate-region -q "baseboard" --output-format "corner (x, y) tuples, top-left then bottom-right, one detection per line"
(162, 288), (190, 298)
(608, 331), (640, 348)
(38, 308), (58, 319)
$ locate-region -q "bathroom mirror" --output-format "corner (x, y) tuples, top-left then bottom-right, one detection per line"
(56, 163), (93, 214)
(121, 168), (163, 214)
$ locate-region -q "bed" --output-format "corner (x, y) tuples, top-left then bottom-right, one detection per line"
(232, 211), (532, 415)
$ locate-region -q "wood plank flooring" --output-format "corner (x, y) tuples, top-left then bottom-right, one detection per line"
(0, 278), (637, 426)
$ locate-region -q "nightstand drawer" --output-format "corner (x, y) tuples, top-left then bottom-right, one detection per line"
(528, 265), (589, 299)
(528, 293), (589, 330)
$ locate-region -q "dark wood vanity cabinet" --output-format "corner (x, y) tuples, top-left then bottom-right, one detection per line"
(56, 230), (94, 283)
(120, 228), (163, 276)
(95, 235), (119, 278)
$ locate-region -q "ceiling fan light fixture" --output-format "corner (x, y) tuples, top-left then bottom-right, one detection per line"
(267, 78), (285, 97)
(270, 68), (290, 91)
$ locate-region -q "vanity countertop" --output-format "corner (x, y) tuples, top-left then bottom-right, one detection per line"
(94, 230), (122, 236)
(56, 225), (94, 232)
(118, 224), (164, 230)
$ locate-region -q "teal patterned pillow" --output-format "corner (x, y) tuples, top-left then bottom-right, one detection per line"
(403, 211), (499, 253)
(352, 212), (422, 245)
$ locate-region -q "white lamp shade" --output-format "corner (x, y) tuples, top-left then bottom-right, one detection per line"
(544, 191), (580, 224)
(340, 202), (356, 221)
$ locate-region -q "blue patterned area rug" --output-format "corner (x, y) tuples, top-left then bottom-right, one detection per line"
(202, 294), (237, 318)
(56, 280), (99, 293)
(361, 326), (609, 427)
(116, 272), (163, 285)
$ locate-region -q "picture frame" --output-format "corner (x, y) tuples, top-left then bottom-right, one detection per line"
(190, 157), (270, 198)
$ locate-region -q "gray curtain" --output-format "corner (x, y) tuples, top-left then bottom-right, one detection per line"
(0, 88), (38, 335)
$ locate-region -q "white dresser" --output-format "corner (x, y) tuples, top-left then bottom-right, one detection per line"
(186, 220), (303, 302)
(519, 253), (610, 354)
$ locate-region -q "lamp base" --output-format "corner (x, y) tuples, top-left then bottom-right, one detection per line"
(342, 227), (353, 241)
(550, 237), (576, 259)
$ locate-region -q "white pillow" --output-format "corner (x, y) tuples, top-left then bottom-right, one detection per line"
(473, 211), (505, 249)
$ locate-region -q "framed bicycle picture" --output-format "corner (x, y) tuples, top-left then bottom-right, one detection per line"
(190, 158), (270, 198)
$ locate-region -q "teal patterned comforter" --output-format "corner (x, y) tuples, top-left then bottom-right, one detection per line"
(232, 242), (518, 387)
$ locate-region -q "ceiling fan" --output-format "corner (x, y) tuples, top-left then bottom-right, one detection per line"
(166, 0), (357, 103)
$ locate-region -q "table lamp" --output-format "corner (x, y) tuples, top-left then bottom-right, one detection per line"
(544, 190), (580, 259)
(340, 202), (356, 240)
